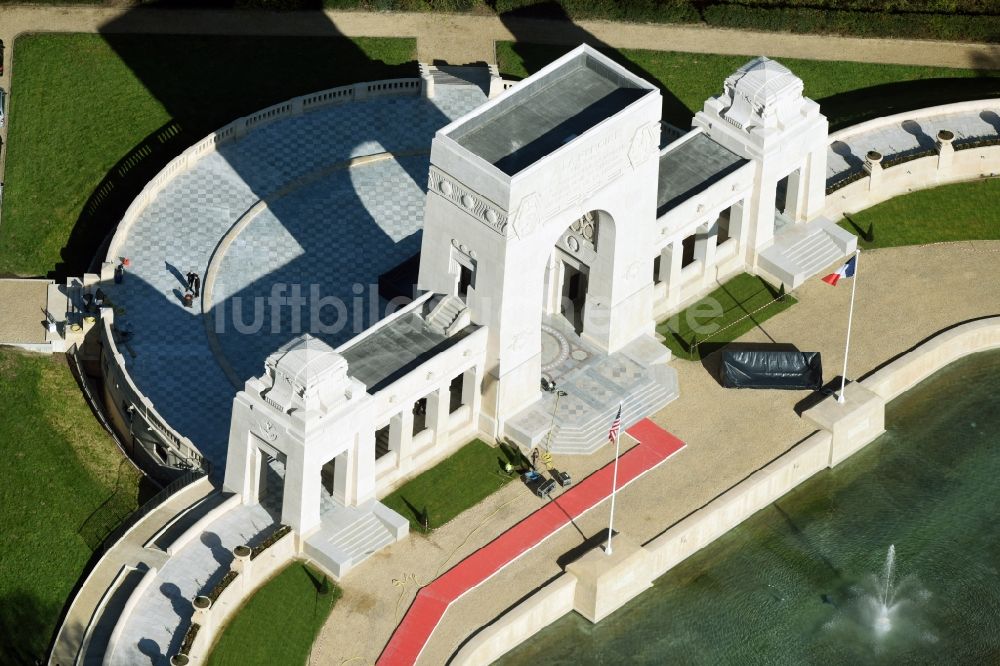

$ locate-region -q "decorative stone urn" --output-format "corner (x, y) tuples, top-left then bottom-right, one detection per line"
(233, 544), (252, 590)
(192, 595), (212, 633)
(865, 150), (883, 164)
(170, 655), (190, 666)
(935, 129), (955, 170)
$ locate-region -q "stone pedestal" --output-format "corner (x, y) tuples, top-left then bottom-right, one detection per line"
(192, 596), (212, 634)
(233, 545), (252, 592)
(864, 150), (883, 191)
(566, 534), (654, 623)
(803, 382), (885, 467)
(936, 129), (955, 172)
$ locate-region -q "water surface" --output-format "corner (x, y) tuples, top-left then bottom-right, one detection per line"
(501, 350), (1000, 665)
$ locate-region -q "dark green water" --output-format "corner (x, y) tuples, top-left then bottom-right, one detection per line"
(500, 350), (1000, 665)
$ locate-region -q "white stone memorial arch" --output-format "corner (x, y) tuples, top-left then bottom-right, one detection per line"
(418, 45), (663, 431)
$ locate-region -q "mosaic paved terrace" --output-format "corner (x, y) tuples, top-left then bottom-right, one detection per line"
(105, 84), (486, 470)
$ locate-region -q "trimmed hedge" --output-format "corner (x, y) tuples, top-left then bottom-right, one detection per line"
(701, 4), (998, 44)
(357, 0), (998, 44)
(0, 1), (993, 42)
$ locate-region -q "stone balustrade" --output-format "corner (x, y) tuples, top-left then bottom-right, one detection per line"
(98, 77), (423, 480)
(825, 140), (1000, 221)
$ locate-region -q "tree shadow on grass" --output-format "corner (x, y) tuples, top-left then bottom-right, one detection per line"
(0, 592), (57, 666)
(818, 76), (1000, 132)
(399, 495), (430, 533)
(55, 5), (420, 279)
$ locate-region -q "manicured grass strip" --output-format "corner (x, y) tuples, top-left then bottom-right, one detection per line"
(206, 562), (341, 666)
(656, 273), (797, 361)
(496, 43), (1000, 130)
(0, 33), (416, 278)
(0, 348), (142, 664)
(839, 178), (1000, 250)
(382, 439), (515, 533)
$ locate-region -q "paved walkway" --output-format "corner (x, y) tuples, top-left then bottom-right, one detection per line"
(1, 6), (998, 74)
(50, 477), (215, 666)
(379, 419), (684, 665)
(827, 103), (1000, 182)
(104, 501), (275, 666)
(0, 277), (48, 343)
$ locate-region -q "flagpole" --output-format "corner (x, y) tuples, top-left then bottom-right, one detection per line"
(838, 249), (861, 404)
(605, 427), (621, 556)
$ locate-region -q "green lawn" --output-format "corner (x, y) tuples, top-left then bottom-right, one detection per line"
(0, 347), (143, 663)
(657, 273), (797, 361)
(206, 562), (341, 666)
(0, 33), (416, 278)
(839, 178), (1000, 250)
(382, 439), (516, 533)
(496, 43), (1000, 130)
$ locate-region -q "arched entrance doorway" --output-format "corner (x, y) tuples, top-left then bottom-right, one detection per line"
(542, 210), (612, 337)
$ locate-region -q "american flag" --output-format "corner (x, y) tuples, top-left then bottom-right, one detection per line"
(608, 405), (622, 442)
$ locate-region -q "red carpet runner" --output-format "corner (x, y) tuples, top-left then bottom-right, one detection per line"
(377, 418), (685, 665)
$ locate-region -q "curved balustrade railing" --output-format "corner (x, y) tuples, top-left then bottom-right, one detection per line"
(99, 77), (423, 478)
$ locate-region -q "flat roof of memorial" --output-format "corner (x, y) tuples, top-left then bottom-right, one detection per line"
(447, 48), (653, 176)
(657, 133), (748, 216)
(341, 313), (474, 393)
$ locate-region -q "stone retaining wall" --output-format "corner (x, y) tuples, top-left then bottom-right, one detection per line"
(824, 98), (1000, 220)
(452, 316), (1000, 665)
(180, 528), (298, 663)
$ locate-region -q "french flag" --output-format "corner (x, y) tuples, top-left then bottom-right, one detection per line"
(822, 256), (857, 286)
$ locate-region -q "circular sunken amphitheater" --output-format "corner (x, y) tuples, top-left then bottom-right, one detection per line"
(103, 75), (488, 470)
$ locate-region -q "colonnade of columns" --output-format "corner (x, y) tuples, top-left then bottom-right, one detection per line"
(657, 200), (747, 310)
(379, 365), (481, 481)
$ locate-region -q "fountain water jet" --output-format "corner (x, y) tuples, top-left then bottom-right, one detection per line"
(874, 545), (896, 635)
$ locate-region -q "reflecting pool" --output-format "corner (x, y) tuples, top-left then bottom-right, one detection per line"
(501, 350), (1000, 665)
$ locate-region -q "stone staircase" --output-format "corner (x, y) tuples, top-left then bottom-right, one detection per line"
(426, 295), (468, 336)
(420, 63), (494, 97)
(758, 216), (858, 289)
(505, 335), (679, 455)
(303, 500), (408, 579)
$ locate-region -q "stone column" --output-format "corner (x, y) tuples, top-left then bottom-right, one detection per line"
(281, 448), (321, 535)
(801, 146), (828, 221)
(389, 410), (414, 473)
(542, 251), (563, 316)
(936, 129), (955, 173)
(864, 150), (883, 191)
(462, 365), (481, 424)
(426, 383), (451, 449)
(694, 221), (718, 285)
(665, 241), (684, 309)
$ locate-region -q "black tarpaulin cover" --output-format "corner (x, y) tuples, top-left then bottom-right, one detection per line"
(719, 349), (823, 390)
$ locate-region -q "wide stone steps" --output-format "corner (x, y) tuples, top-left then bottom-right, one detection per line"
(304, 508), (397, 578)
(782, 231), (844, 278)
(547, 371), (677, 455)
(328, 513), (396, 564)
(758, 217), (857, 289)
